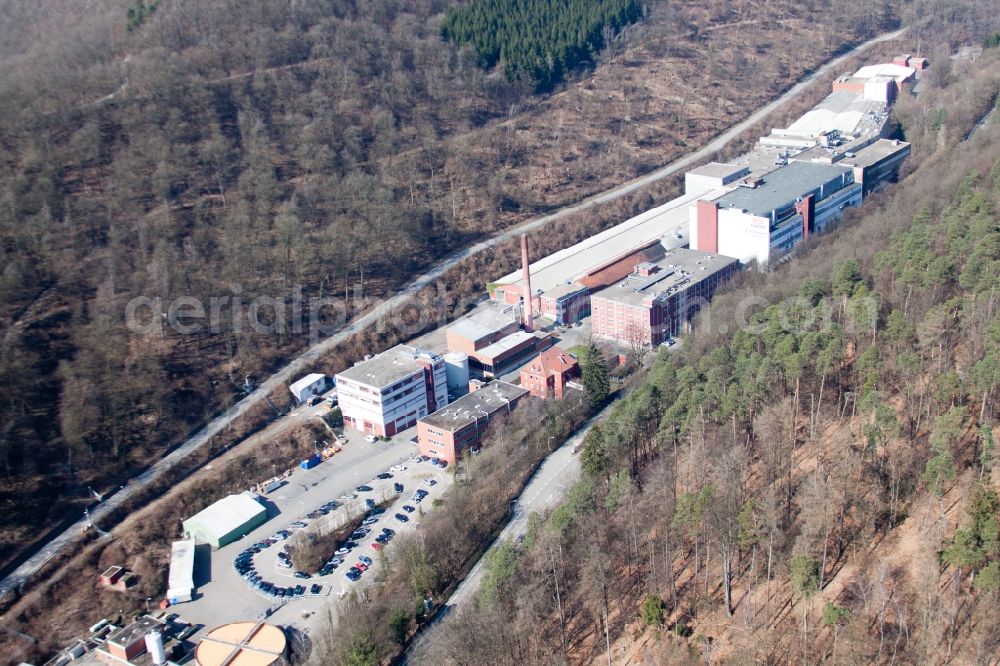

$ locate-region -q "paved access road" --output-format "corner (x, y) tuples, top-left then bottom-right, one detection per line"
(0, 27), (905, 601)
(403, 405), (615, 664)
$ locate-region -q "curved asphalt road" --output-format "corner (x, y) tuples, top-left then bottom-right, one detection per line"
(0, 27), (905, 602)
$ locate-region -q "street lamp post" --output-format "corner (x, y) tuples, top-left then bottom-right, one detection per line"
(145, 597), (151, 613)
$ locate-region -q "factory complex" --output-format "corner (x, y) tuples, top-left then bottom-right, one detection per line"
(331, 56), (918, 462)
(489, 57), (916, 323)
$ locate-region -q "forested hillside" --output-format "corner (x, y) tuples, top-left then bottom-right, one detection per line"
(0, 0), (906, 574)
(416, 53), (1000, 665)
(441, 0), (643, 89)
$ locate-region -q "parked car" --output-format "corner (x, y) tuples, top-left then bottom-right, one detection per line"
(308, 395), (323, 406)
(345, 570), (361, 581)
(416, 489), (429, 498)
(277, 559), (291, 569)
(363, 435), (378, 443)
(376, 472), (393, 479)
(294, 585), (306, 595)
(426, 479), (438, 487)
(291, 521), (308, 529)
(362, 517), (379, 526)
(390, 464), (407, 472)
(381, 528), (396, 537)
(371, 542), (383, 551)
(402, 505), (416, 513)
(294, 571), (312, 579)
(335, 546), (351, 556)
(395, 513), (410, 523)
(355, 562), (369, 572)
(436, 460), (448, 469)
(393, 483), (404, 493)
(310, 584), (322, 594)
(355, 485), (373, 492)
(318, 566), (333, 576)
(409, 454), (422, 463)
(328, 557), (343, 566)
(359, 556), (372, 566)
(375, 534), (389, 544)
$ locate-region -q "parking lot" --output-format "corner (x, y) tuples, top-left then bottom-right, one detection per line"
(171, 426), (452, 637)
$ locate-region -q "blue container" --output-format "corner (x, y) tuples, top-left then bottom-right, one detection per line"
(300, 454), (321, 470)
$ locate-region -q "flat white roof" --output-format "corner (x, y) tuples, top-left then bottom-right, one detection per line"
(289, 373), (326, 395)
(853, 63), (916, 83)
(167, 538), (195, 598)
(476, 331), (536, 360)
(495, 186), (725, 294)
(184, 494), (265, 542)
(337, 344), (441, 389)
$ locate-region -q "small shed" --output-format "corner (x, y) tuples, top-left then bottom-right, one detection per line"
(289, 373), (329, 403)
(100, 565), (125, 587)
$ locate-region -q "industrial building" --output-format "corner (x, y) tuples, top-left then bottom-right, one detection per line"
(194, 622), (287, 666)
(92, 616), (169, 665)
(590, 248), (738, 346)
(182, 494), (267, 549)
(335, 344), (448, 437)
(689, 160), (863, 265)
(287, 373), (329, 404)
(445, 307), (521, 355)
(489, 191), (715, 326)
(789, 138), (911, 194)
(417, 381), (529, 463)
(166, 539), (195, 604)
(519, 347), (579, 400)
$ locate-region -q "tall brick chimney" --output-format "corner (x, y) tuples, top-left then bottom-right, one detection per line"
(796, 194), (815, 243)
(520, 234), (533, 332)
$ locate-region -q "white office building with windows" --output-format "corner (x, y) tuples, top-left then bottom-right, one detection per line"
(335, 345), (449, 437)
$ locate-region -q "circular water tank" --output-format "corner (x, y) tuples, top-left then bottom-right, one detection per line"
(196, 622), (287, 666)
(444, 352), (470, 393)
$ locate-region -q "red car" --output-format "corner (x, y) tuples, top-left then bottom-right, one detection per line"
(355, 562), (369, 572)
(371, 542), (382, 551)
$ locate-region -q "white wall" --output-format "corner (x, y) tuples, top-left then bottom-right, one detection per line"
(717, 208), (771, 264)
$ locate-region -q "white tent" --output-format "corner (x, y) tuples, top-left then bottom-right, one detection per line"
(182, 494), (266, 548)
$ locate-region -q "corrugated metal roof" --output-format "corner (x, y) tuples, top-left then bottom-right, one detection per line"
(494, 186), (725, 295)
(184, 494), (265, 543)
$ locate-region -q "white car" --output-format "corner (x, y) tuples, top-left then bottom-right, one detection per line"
(364, 435), (378, 444)
(390, 464), (407, 472)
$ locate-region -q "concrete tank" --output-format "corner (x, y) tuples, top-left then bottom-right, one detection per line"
(444, 352), (470, 396)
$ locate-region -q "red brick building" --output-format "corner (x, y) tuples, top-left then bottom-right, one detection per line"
(519, 348), (579, 400)
(590, 248), (738, 347)
(417, 381), (529, 463)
